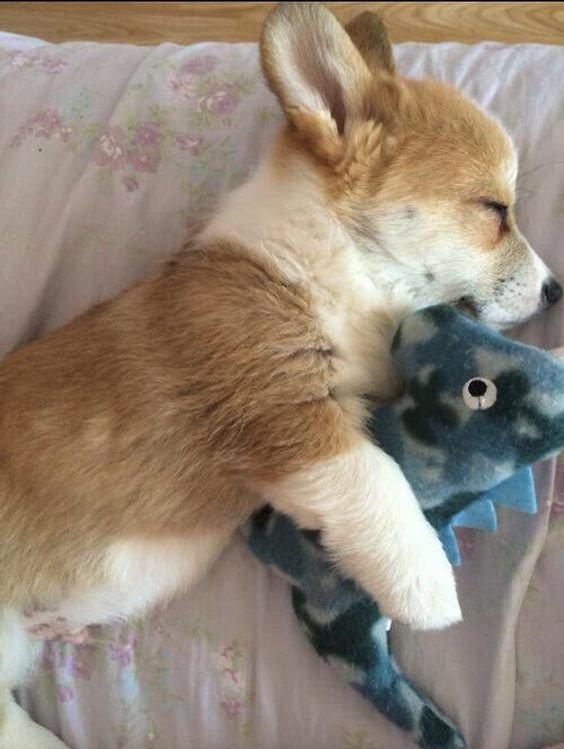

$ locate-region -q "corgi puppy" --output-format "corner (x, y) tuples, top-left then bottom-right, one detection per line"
(0, 4), (560, 747)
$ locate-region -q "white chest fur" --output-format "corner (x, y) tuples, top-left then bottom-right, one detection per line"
(203, 156), (406, 403)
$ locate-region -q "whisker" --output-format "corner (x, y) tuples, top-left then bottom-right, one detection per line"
(517, 159), (564, 185)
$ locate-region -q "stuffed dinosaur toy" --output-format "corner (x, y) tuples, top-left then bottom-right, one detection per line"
(243, 304), (564, 749)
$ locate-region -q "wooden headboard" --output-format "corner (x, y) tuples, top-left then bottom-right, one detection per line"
(0, 2), (562, 46)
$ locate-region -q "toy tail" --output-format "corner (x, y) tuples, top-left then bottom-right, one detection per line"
(293, 590), (466, 749)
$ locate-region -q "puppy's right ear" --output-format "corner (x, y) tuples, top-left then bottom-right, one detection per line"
(344, 11), (395, 75)
(260, 2), (373, 161)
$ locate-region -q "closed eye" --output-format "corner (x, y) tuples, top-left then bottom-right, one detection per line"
(478, 198), (508, 222)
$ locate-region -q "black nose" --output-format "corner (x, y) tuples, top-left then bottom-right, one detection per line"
(542, 278), (563, 307)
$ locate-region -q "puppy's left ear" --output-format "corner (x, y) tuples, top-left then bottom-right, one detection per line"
(345, 11), (395, 75)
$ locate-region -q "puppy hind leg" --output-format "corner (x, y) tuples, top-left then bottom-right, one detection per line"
(0, 608), (70, 749)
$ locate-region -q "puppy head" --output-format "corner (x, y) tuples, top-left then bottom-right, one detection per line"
(261, 2), (561, 328)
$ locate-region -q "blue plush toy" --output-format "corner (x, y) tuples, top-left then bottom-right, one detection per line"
(243, 305), (564, 749)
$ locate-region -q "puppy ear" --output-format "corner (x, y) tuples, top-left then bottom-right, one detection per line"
(345, 11), (395, 75)
(260, 3), (373, 159)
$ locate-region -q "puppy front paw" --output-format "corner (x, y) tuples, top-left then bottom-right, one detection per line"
(378, 532), (462, 630)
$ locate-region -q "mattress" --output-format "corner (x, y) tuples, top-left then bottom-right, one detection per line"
(0, 28), (563, 749)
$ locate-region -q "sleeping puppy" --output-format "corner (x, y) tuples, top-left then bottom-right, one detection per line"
(0, 4), (561, 747)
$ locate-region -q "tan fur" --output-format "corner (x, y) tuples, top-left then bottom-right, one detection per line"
(345, 11), (396, 75)
(332, 77), (518, 251)
(0, 241), (355, 609)
(271, 68), (516, 254)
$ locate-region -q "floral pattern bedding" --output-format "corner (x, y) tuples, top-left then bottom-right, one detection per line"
(0, 30), (563, 749)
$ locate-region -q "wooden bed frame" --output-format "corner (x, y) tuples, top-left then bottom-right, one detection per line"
(0, 2), (562, 46)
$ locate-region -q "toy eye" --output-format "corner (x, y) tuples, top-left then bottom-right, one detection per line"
(462, 377), (497, 410)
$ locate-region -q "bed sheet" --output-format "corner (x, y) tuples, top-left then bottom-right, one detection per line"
(0, 30), (563, 749)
